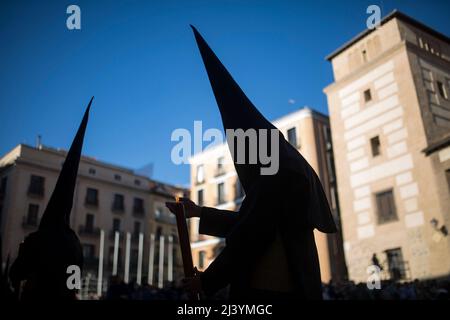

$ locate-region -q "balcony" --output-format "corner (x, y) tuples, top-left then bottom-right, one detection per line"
(83, 257), (99, 270)
(131, 232), (144, 243)
(78, 225), (101, 237)
(378, 260), (411, 282)
(132, 206), (145, 217)
(215, 197), (226, 206)
(27, 185), (44, 198)
(85, 198), (98, 208)
(109, 230), (124, 240)
(111, 203), (125, 214)
(155, 213), (176, 225)
(194, 177), (205, 186)
(214, 167), (226, 177)
(22, 216), (38, 229)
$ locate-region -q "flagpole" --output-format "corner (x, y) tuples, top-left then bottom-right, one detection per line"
(112, 231), (119, 276)
(148, 233), (155, 285)
(136, 232), (144, 285)
(97, 229), (104, 297)
(158, 235), (165, 289)
(124, 232), (131, 283)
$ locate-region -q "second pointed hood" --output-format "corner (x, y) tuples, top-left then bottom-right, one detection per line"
(38, 97), (93, 231)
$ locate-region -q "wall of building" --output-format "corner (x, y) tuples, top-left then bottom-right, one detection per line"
(324, 16), (450, 282)
(0, 144), (186, 287)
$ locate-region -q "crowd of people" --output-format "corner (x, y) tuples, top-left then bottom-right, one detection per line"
(97, 275), (228, 300)
(322, 279), (450, 300)
(98, 275), (450, 300)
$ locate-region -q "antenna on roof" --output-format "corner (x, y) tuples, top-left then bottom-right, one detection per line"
(36, 134), (42, 149)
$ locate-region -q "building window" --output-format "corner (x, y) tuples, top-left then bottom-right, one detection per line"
(85, 188), (99, 206)
(235, 179), (245, 200)
(108, 246), (121, 268)
(196, 165), (204, 184)
(370, 136), (381, 157)
(82, 244), (96, 259)
(88, 168), (96, 175)
(131, 249), (139, 268)
(375, 189), (398, 224)
(287, 127), (298, 148)
(114, 174), (122, 181)
(199, 250), (206, 269)
(26, 204), (39, 226)
(330, 186), (337, 210)
(217, 182), (225, 205)
(155, 207), (163, 219)
(112, 194), (125, 211)
(172, 233), (179, 244)
(437, 81), (448, 99)
(112, 218), (121, 232)
(197, 189), (204, 207)
(0, 177), (7, 199)
(134, 179), (141, 186)
(364, 89), (372, 103)
(218, 157), (224, 170)
(324, 126), (332, 151)
(156, 226), (162, 240)
(446, 170), (450, 192)
(385, 248), (407, 281)
(28, 175), (45, 196)
(85, 214), (95, 232)
(216, 157), (225, 176)
(133, 197), (145, 215)
(133, 221), (141, 237)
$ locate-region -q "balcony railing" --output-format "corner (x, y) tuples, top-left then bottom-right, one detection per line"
(133, 206), (145, 217)
(83, 257), (99, 270)
(85, 198), (99, 207)
(27, 186), (44, 197)
(111, 203), (125, 213)
(378, 260), (411, 282)
(109, 230), (124, 240)
(78, 225), (101, 237)
(194, 178), (205, 186)
(131, 233), (144, 242)
(215, 197), (226, 206)
(214, 167), (226, 177)
(155, 214), (176, 225)
(22, 216), (38, 229)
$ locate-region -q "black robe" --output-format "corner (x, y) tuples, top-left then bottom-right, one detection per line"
(199, 169), (323, 300)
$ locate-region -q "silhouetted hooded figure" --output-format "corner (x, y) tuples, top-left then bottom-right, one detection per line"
(0, 236), (14, 301)
(191, 27), (336, 300)
(10, 97), (93, 300)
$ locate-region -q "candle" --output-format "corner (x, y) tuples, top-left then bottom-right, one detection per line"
(173, 197), (200, 300)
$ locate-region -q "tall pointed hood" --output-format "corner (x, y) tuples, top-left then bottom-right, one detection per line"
(191, 25), (277, 193)
(191, 27), (336, 232)
(38, 97), (93, 230)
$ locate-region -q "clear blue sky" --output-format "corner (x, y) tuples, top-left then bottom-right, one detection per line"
(1, 0), (449, 186)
